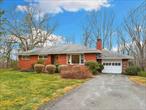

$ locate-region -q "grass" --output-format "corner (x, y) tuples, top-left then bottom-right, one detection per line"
(129, 76), (146, 86)
(0, 69), (86, 110)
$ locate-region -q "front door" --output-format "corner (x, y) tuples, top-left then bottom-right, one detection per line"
(51, 55), (58, 64)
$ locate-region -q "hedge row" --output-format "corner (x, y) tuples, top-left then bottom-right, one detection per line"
(124, 66), (146, 77)
(60, 65), (93, 79)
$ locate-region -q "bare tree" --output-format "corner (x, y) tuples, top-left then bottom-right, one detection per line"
(118, 1), (146, 69)
(82, 25), (93, 47)
(0, 34), (16, 68)
(64, 35), (76, 44)
(4, 6), (57, 51)
(83, 10), (115, 49)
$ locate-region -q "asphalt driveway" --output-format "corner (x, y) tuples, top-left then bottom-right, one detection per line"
(39, 74), (146, 110)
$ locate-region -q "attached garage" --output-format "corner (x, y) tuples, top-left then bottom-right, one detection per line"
(97, 49), (133, 74)
(102, 60), (122, 74)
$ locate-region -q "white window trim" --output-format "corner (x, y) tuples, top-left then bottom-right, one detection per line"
(67, 54), (84, 65)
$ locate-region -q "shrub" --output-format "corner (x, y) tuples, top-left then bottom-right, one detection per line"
(125, 66), (141, 75)
(138, 71), (146, 77)
(45, 65), (56, 74)
(60, 65), (93, 79)
(98, 64), (104, 72)
(58, 65), (68, 73)
(37, 59), (44, 64)
(34, 64), (45, 73)
(85, 61), (100, 75)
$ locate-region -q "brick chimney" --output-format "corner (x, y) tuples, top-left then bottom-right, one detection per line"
(96, 38), (102, 50)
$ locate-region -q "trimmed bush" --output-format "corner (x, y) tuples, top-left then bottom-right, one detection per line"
(138, 71), (146, 77)
(85, 61), (100, 75)
(60, 65), (93, 79)
(45, 65), (56, 74)
(125, 66), (141, 75)
(34, 64), (45, 73)
(37, 59), (44, 64)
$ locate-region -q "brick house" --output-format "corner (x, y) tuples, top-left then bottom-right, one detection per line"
(18, 39), (133, 74)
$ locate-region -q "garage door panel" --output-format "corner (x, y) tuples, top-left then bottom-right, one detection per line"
(102, 60), (122, 74)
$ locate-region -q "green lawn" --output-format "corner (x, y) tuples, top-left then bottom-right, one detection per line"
(0, 69), (86, 110)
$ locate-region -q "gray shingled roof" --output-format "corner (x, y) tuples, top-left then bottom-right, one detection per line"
(18, 44), (101, 55)
(19, 45), (133, 60)
(97, 49), (134, 59)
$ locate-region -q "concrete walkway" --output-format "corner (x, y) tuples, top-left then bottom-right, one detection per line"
(39, 74), (146, 110)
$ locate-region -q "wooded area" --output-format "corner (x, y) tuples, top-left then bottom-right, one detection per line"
(82, 1), (146, 70)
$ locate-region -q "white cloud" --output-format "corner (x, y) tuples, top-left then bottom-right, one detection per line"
(17, 0), (110, 14)
(112, 46), (118, 52)
(44, 34), (65, 46)
(16, 5), (28, 12)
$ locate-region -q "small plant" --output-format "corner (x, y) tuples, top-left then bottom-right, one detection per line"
(85, 61), (100, 75)
(125, 66), (141, 75)
(138, 71), (146, 77)
(37, 59), (44, 64)
(45, 65), (56, 74)
(34, 64), (45, 73)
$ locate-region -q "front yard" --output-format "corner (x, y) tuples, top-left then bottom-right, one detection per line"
(0, 69), (86, 110)
(129, 76), (146, 86)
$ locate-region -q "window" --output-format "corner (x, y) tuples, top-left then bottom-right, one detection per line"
(67, 54), (84, 64)
(80, 54), (84, 64)
(68, 55), (71, 64)
(118, 63), (121, 66)
(112, 63), (115, 66)
(72, 55), (80, 64)
(21, 56), (30, 60)
(51, 55), (58, 64)
(39, 55), (48, 60)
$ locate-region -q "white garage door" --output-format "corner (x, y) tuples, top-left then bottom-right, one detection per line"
(102, 60), (122, 74)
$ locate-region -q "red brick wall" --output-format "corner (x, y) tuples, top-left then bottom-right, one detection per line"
(96, 39), (102, 50)
(58, 54), (67, 64)
(122, 59), (129, 73)
(19, 53), (98, 70)
(19, 55), (52, 70)
(19, 55), (38, 71)
(44, 55), (51, 65)
(84, 53), (97, 62)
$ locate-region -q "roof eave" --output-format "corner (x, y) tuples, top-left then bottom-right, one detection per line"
(97, 57), (134, 60)
(18, 51), (101, 56)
